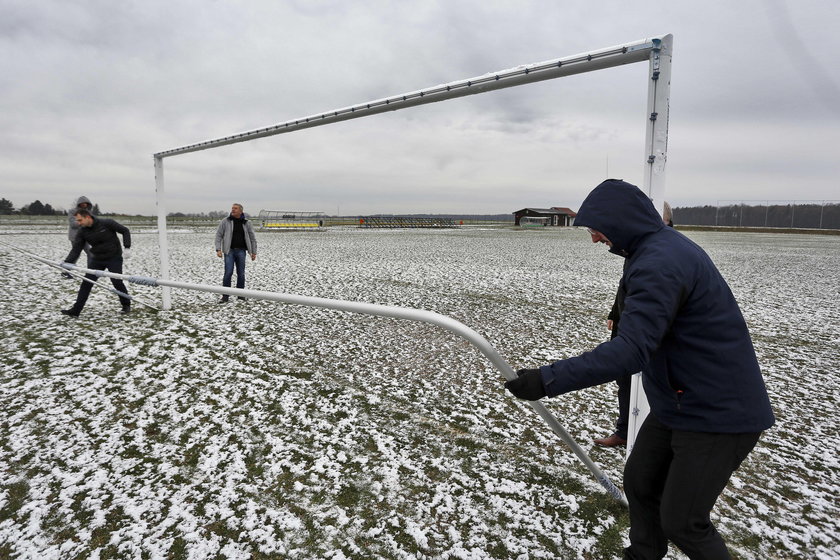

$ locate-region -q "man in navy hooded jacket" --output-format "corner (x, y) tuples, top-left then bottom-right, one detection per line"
(505, 180), (774, 560)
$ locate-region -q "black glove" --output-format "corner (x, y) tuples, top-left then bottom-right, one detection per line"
(504, 368), (546, 401)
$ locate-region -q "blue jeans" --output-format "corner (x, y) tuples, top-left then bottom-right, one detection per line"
(223, 248), (247, 290)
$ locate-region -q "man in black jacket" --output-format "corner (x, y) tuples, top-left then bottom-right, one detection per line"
(506, 180), (773, 559)
(61, 195), (94, 278)
(61, 209), (132, 317)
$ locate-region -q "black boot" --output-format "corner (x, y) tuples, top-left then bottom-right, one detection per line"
(121, 304), (131, 314)
(219, 295), (230, 303)
(61, 308), (80, 317)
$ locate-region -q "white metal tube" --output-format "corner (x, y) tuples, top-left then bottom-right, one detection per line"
(643, 34), (673, 213)
(52, 259), (627, 505)
(630, 34), (673, 456)
(0, 240), (158, 310)
(154, 37), (666, 159)
(154, 156), (172, 310)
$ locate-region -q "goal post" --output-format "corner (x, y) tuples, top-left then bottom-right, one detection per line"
(153, 35), (673, 301)
(152, 34), (673, 449)
(630, 35), (672, 456)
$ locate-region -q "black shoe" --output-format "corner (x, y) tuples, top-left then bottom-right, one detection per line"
(121, 306), (131, 314)
(61, 272), (73, 279)
(61, 309), (80, 317)
(237, 296), (245, 301)
(219, 296), (230, 303)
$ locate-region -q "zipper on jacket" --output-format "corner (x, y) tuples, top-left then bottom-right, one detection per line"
(675, 389), (684, 410)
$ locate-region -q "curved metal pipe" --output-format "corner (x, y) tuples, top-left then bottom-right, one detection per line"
(0, 240), (157, 310)
(1, 241), (627, 506)
(82, 263), (627, 505)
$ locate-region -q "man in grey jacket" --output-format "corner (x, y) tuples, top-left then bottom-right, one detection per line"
(214, 203), (257, 303)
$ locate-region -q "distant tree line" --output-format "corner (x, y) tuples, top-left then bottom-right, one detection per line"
(0, 198), (102, 216)
(12, 199), (836, 228)
(673, 203), (840, 229)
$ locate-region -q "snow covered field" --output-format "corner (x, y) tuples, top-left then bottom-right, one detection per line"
(1, 224), (838, 559)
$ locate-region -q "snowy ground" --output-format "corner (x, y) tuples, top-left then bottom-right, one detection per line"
(1, 224), (838, 560)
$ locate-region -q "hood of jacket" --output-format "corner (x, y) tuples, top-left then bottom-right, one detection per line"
(573, 179), (664, 257)
(75, 196), (92, 208)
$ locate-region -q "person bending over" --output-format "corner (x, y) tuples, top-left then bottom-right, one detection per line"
(506, 179), (773, 560)
(61, 209), (132, 317)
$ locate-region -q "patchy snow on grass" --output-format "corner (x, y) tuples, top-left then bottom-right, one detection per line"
(1, 225), (838, 559)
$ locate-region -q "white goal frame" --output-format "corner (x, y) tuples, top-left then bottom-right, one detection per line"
(152, 34), (673, 453)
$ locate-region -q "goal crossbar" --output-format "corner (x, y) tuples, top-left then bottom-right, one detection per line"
(154, 37), (666, 159)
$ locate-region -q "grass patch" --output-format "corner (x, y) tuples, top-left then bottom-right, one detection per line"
(0, 479), (29, 522)
(453, 436), (483, 451)
(335, 483), (373, 510)
(167, 536), (188, 560)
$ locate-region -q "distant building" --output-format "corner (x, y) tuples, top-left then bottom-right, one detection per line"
(513, 207), (577, 226)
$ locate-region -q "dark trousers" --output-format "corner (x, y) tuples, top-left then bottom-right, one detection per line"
(71, 257), (130, 313)
(223, 248), (247, 289)
(615, 373), (632, 439)
(623, 414), (760, 560)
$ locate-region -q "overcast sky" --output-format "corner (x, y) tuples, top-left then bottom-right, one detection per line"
(2, 0), (838, 216)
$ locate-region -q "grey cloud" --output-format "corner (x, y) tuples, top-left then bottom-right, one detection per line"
(1, 0), (838, 215)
